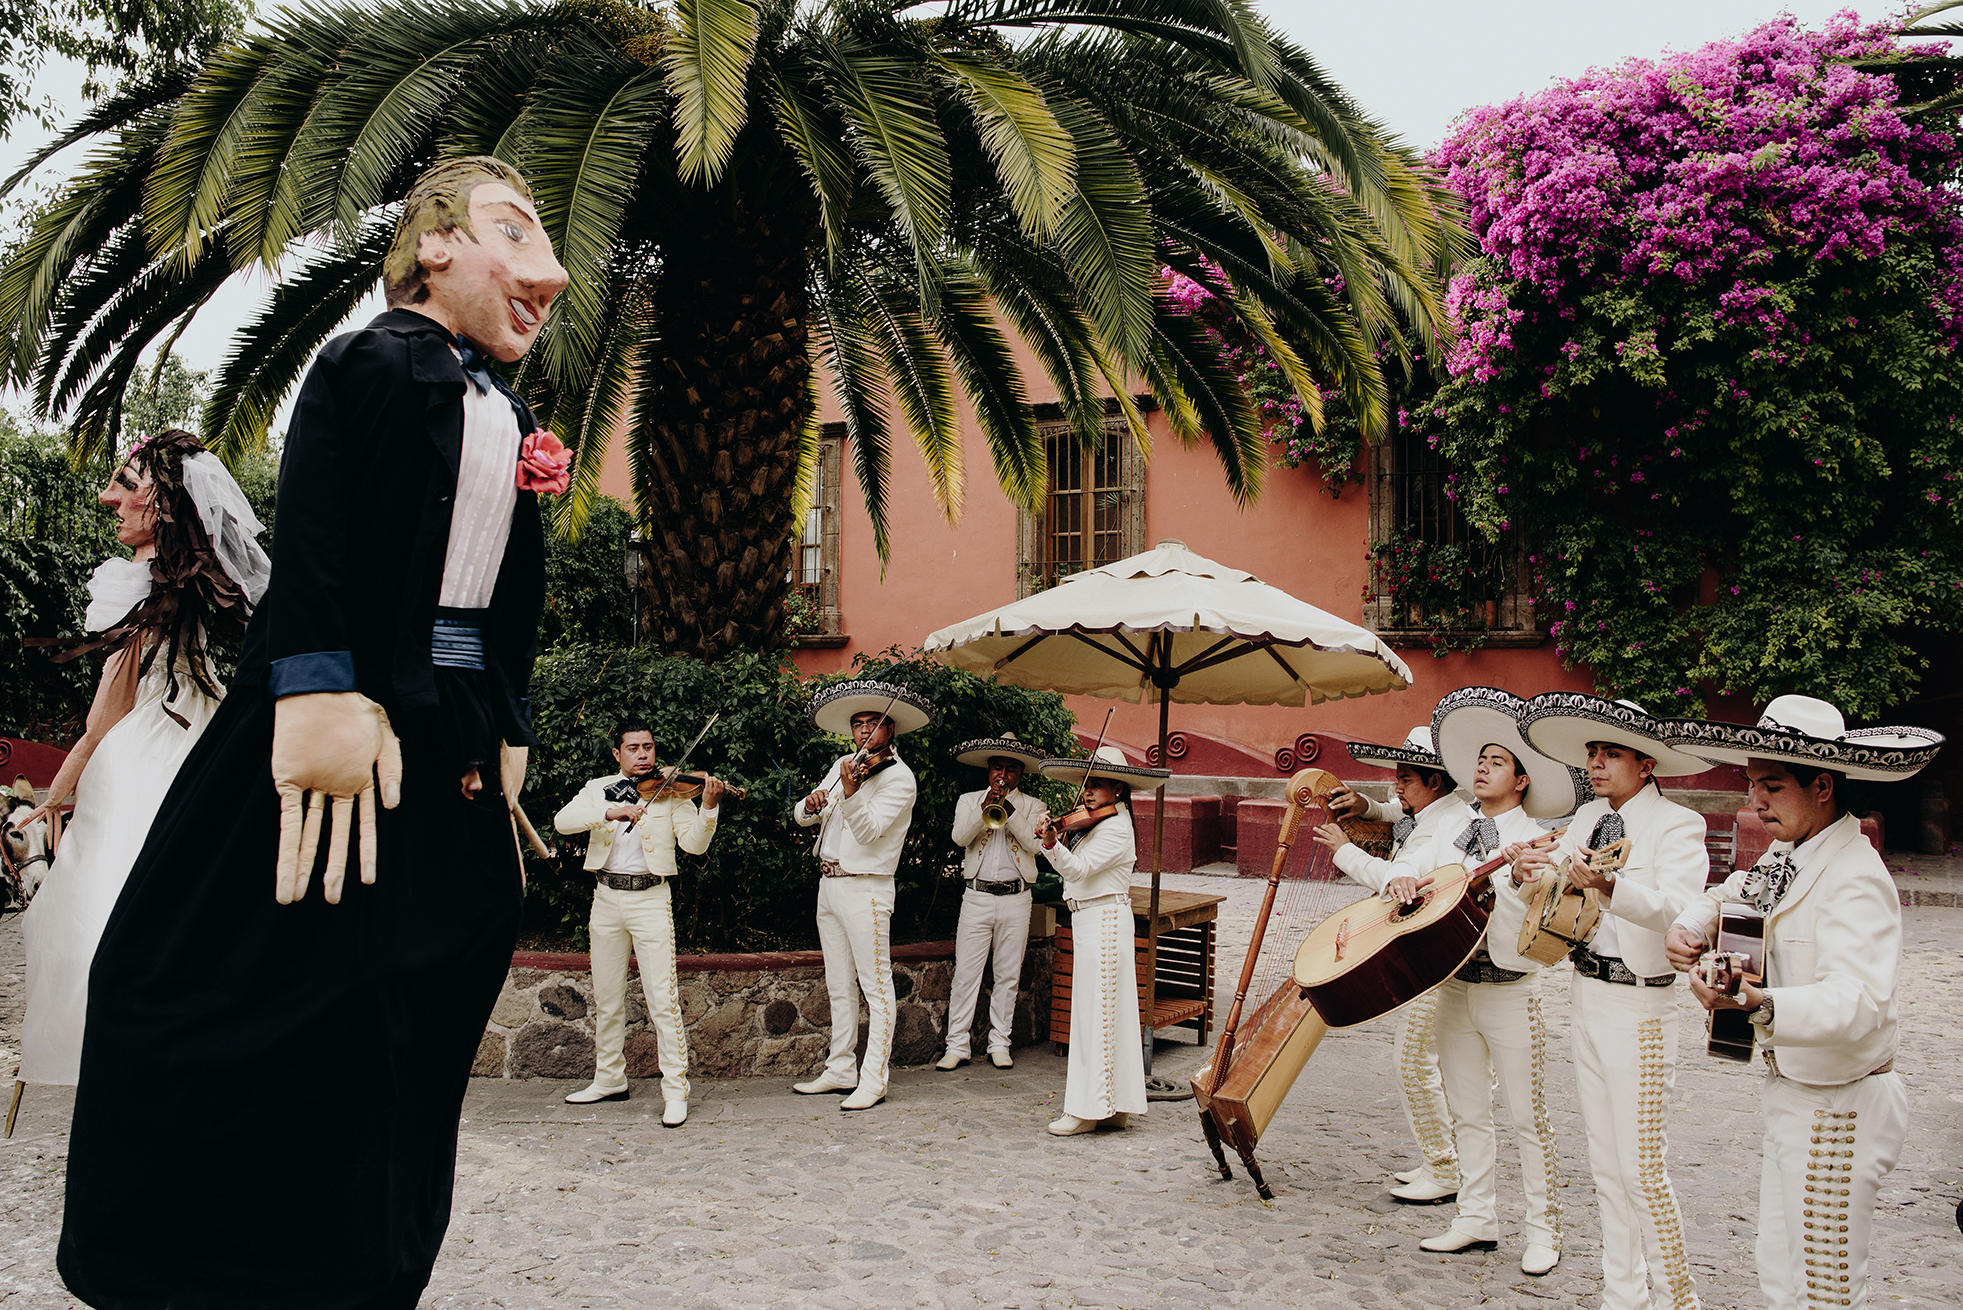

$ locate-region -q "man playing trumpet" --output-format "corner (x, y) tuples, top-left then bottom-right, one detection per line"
(554, 721), (725, 1125)
(938, 734), (1049, 1072)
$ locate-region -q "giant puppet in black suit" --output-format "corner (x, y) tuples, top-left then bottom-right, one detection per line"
(58, 157), (570, 1310)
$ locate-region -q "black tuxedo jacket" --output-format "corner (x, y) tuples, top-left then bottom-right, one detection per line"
(244, 308), (545, 746)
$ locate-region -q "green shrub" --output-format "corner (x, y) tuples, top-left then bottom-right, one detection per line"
(519, 645), (1080, 953)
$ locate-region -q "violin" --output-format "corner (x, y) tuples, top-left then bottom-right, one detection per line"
(633, 771), (746, 803)
(1038, 801), (1121, 849)
(846, 748), (897, 783)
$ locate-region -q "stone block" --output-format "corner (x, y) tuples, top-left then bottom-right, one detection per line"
(753, 1033), (828, 1076)
(489, 987), (534, 1029)
(678, 980), (715, 1023)
(799, 987), (832, 1030)
(623, 1030), (669, 1079)
(892, 1003), (940, 1065)
(538, 983), (588, 1022)
(1127, 794), (1222, 873)
(471, 1031), (507, 1077)
(691, 999), (751, 1049)
(763, 999), (797, 1035)
(511, 1021), (596, 1079)
(913, 960), (952, 1003)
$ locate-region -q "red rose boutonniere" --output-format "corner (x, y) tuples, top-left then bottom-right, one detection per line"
(516, 430), (570, 496)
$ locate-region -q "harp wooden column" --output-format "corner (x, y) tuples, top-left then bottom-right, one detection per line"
(1049, 890), (1224, 1051)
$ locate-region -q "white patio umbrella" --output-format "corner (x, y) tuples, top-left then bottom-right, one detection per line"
(923, 538), (1413, 1072)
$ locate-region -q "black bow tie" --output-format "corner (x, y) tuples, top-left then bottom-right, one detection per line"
(1456, 816), (1499, 861)
(1743, 852), (1799, 913)
(1589, 812), (1626, 849)
(455, 338), (531, 428)
(1391, 814), (1416, 850)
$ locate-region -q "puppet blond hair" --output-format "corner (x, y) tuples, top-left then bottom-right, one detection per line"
(384, 155), (537, 307)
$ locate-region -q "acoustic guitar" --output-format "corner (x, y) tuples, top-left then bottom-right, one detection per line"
(1701, 905), (1766, 1063)
(1516, 838), (1630, 966)
(1290, 833), (1558, 1030)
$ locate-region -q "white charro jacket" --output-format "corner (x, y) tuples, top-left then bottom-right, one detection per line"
(1040, 803), (1137, 902)
(1543, 784), (1706, 978)
(950, 787), (1048, 883)
(1421, 802), (1546, 975)
(792, 752), (917, 877)
(1332, 794), (1472, 895)
(554, 773), (717, 875)
(1682, 814), (1899, 1087)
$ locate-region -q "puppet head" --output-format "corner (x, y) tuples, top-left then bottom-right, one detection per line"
(384, 156), (568, 363)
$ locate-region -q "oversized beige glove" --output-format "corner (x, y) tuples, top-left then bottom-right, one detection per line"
(272, 692), (403, 904)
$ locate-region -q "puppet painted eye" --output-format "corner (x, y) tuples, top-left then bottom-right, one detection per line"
(499, 221), (524, 242)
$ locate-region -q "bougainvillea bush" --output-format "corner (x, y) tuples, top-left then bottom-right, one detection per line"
(1418, 13), (1963, 716)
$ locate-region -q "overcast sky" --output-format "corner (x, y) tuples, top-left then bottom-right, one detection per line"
(0, 1), (1888, 428)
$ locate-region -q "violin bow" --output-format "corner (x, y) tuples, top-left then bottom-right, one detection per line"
(1044, 707), (1115, 845)
(642, 711), (721, 803)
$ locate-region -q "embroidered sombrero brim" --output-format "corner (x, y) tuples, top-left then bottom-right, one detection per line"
(1038, 755), (1171, 791)
(951, 735), (1046, 770)
(1432, 686), (1585, 820)
(1519, 692), (1715, 778)
(807, 679), (935, 737)
(1665, 719), (1944, 782)
(1346, 741), (1445, 772)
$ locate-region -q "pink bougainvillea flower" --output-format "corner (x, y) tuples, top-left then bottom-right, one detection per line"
(516, 429), (571, 495)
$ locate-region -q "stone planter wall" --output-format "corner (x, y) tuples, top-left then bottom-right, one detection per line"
(474, 926), (1056, 1080)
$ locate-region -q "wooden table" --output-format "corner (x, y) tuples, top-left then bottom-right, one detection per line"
(1049, 889), (1225, 1050)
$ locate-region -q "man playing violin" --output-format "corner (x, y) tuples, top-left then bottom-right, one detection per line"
(791, 679), (933, 1111)
(939, 734), (1049, 1072)
(553, 721), (724, 1125)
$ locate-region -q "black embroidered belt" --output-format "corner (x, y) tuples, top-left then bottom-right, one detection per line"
(432, 606), (489, 670)
(1571, 947), (1674, 987)
(1455, 953), (1529, 986)
(596, 872), (664, 891)
(967, 877), (1029, 896)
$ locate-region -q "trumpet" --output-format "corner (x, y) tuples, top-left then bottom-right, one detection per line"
(980, 787), (1014, 830)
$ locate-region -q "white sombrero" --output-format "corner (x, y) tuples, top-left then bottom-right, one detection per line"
(1666, 695), (1944, 783)
(1346, 725), (1450, 776)
(950, 732), (1046, 771)
(806, 678), (936, 737)
(1432, 686), (1586, 820)
(1039, 744), (1170, 792)
(1519, 692), (1714, 779)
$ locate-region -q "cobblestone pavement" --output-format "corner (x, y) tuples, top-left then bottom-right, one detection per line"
(5, 868), (1961, 1309)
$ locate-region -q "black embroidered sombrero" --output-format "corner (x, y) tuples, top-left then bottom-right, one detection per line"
(1666, 695), (1943, 783)
(1432, 686), (1586, 820)
(1519, 692), (1714, 779)
(1346, 725), (1449, 775)
(1038, 745), (1170, 791)
(950, 732), (1046, 771)
(806, 679), (936, 737)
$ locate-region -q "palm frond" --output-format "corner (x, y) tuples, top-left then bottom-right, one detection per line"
(664, 0), (760, 185)
(813, 278), (896, 561)
(929, 264), (1042, 511)
(852, 258), (965, 522)
(768, 69), (857, 260)
(931, 53), (1074, 238)
(815, 32), (951, 267)
(1049, 93), (1156, 367)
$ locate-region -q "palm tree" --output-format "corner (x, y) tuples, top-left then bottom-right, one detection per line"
(0, 0), (1462, 658)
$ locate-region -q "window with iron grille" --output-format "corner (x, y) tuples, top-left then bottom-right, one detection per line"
(1016, 418), (1146, 596)
(790, 427), (844, 638)
(1363, 426), (1537, 638)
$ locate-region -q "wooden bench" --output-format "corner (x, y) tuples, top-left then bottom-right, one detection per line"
(1050, 888), (1224, 1050)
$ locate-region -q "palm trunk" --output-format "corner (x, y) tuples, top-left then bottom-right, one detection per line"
(635, 207), (814, 659)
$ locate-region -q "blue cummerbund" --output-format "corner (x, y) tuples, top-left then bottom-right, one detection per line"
(431, 607), (489, 670)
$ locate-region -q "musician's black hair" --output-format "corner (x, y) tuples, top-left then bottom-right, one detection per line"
(1771, 761), (1868, 818)
(1414, 766), (1453, 794)
(1111, 780), (1132, 804)
(613, 720), (655, 747)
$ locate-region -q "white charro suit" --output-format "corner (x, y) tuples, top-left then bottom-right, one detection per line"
(793, 752), (917, 1097)
(944, 787), (1048, 1060)
(1419, 803), (1561, 1252)
(554, 775), (719, 1099)
(1042, 806), (1147, 1122)
(1543, 784), (1707, 1310)
(1678, 814), (1905, 1310)
(1333, 794), (1472, 1188)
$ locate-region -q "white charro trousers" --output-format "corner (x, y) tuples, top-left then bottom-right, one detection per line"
(1433, 976), (1561, 1249)
(1756, 1069), (1908, 1310)
(1063, 900), (1147, 1121)
(1397, 991), (1460, 1185)
(816, 874), (897, 1096)
(944, 887), (1033, 1058)
(588, 881), (689, 1100)
(1570, 974), (1699, 1310)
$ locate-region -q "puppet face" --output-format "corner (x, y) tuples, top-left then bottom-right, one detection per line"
(100, 458), (158, 554)
(416, 182), (568, 364)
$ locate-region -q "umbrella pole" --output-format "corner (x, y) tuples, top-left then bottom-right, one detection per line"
(1143, 688), (1169, 1077)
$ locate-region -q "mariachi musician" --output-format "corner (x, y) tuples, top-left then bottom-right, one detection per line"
(938, 733), (1050, 1072)
(1517, 693), (1715, 1310)
(1415, 687), (1585, 1277)
(1665, 695), (1942, 1310)
(552, 720), (725, 1125)
(791, 679), (934, 1112)
(1311, 724), (1470, 1204)
(1034, 745), (1169, 1137)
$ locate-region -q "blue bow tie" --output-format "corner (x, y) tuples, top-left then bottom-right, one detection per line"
(1456, 816), (1499, 861)
(455, 338), (531, 428)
